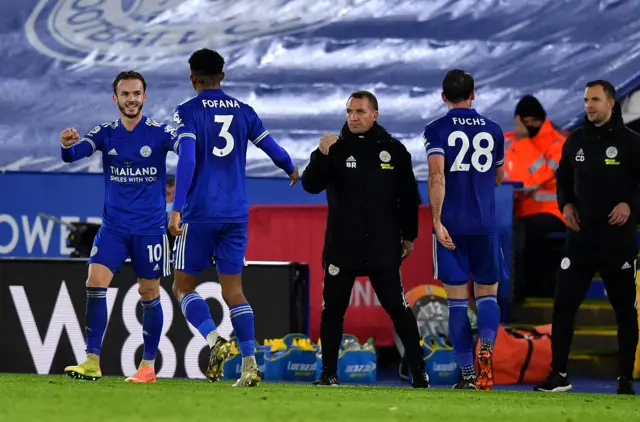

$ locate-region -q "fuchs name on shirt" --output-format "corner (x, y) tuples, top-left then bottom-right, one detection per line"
(452, 117), (486, 126)
(201, 99), (240, 108)
(109, 166), (158, 183)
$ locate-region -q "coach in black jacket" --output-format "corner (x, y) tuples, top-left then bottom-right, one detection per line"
(535, 80), (640, 395)
(302, 90), (428, 388)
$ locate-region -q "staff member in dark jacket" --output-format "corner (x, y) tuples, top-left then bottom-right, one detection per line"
(535, 80), (640, 394)
(302, 90), (429, 388)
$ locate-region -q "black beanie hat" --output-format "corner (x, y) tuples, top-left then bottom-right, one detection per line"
(515, 95), (546, 121)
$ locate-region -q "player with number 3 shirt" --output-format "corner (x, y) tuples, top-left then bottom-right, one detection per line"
(169, 49), (297, 387)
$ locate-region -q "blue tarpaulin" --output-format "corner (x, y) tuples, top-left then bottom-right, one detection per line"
(1, 0), (640, 178)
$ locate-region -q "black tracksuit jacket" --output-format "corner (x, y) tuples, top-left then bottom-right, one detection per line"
(301, 122), (421, 271)
(556, 110), (640, 251)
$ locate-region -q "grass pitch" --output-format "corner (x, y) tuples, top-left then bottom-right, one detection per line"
(0, 374), (638, 421)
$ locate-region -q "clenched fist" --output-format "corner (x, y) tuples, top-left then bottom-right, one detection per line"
(60, 127), (80, 147)
(319, 132), (339, 155)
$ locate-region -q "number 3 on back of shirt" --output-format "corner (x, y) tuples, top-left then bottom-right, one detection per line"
(173, 94), (271, 223)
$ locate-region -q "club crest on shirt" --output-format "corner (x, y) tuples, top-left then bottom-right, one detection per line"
(328, 264), (340, 276)
(379, 151), (391, 163)
(605, 146), (620, 165)
(26, 0), (356, 66)
(140, 145), (152, 158)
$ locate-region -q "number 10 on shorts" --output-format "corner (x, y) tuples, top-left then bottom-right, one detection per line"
(147, 244), (162, 263)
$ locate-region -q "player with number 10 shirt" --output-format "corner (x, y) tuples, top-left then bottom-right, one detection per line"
(61, 71), (177, 384)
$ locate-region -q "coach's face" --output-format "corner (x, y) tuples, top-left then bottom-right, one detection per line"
(113, 79), (145, 119)
(346, 97), (378, 134)
(584, 85), (614, 126)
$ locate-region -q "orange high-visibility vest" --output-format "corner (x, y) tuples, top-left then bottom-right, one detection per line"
(504, 120), (567, 223)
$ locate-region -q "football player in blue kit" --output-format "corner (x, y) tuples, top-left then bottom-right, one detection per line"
(168, 49), (298, 387)
(424, 69), (505, 391)
(61, 71), (177, 384)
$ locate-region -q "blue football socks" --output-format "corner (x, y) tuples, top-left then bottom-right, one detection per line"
(230, 303), (255, 357)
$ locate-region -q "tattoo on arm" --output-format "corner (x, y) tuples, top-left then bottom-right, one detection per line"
(428, 163), (445, 222)
(429, 165), (445, 187)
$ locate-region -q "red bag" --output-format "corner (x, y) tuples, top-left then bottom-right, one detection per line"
(476, 324), (552, 384)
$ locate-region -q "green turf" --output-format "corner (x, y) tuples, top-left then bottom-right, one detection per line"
(0, 374), (639, 421)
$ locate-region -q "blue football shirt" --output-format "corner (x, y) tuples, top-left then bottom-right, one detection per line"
(61, 116), (178, 235)
(172, 89), (276, 223)
(424, 108), (505, 235)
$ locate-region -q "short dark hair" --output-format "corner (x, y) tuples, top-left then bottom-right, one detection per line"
(189, 48), (225, 80)
(348, 90), (379, 111)
(166, 174), (176, 186)
(442, 69), (474, 103)
(585, 79), (616, 99)
(112, 71), (146, 95)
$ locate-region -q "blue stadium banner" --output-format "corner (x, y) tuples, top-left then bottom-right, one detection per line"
(0, 173), (104, 258)
(0, 172), (330, 259)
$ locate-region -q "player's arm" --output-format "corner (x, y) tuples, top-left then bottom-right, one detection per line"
(171, 108), (197, 214)
(162, 123), (180, 155)
(254, 134), (296, 174)
(60, 125), (104, 163)
(397, 145), (420, 242)
(424, 126), (446, 224)
(428, 154), (446, 224)
(555, 133), (576, 212)
(495, 129), (505, 186)
(248, 108), (295, 176)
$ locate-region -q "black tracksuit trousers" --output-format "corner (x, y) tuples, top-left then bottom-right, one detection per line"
(319, 264), (424, 375)
(551, 229), (639, 379)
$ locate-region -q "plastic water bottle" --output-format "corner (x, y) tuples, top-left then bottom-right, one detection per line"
(342, 338), (359, 350)
(362, 337), (375, 351)
(341, 338), (350, 350)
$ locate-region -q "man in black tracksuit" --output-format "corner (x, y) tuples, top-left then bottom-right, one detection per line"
(534, 80), (640, 394)
(301, 90), (429, 388)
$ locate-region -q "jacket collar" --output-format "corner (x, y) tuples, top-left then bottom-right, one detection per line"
(339, 121), (392, 142)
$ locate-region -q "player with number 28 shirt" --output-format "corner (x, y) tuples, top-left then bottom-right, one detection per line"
(169, 49), (298, 387)
(424, 69), (505, 391)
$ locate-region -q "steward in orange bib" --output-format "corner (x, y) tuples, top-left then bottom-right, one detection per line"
(504, 95), (567, 301)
